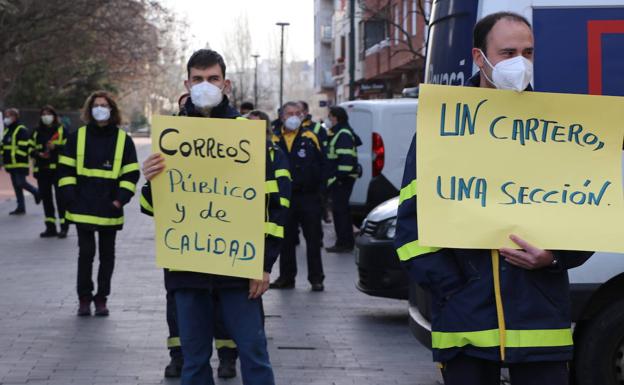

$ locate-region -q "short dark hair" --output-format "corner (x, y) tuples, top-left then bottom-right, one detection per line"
(329, 106), (348, 125)
(39, 105), (60, 126)
(298, 100), (309, 112)
(186, 49), (227, 78)
(248, 110), (271, 135)
(473, 12), (531, 53)
(82, 90), (122, 126)
(240, 102), (254, 111)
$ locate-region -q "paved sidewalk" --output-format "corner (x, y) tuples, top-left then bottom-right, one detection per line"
(0, 139), (440, 385)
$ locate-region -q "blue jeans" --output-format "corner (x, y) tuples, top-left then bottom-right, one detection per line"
(175, 288), (274, 385)
(10, 171), (38, 210)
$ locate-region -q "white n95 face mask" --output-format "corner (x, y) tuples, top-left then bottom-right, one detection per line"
(480, 50), (533, 92)
(3, 117), (13, 126)
(92, 106), (111, 122)
(190, 81), (224, 109)
(284, 116), (301, 131)
(41, 115), (54, 125)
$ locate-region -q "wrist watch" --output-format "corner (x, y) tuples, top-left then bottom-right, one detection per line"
(551, 255), (559, 267)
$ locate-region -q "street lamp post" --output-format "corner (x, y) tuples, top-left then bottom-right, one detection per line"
(251, 54), (260, 107)
(276, 22), (290, 110)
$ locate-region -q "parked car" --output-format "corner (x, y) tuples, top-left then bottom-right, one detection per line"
(339, 99), (417, 226)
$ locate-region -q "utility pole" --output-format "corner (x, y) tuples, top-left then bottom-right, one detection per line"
(348, 0), (356, 100)
(276, 22), (290, 110)
(251, 54), (260, 107)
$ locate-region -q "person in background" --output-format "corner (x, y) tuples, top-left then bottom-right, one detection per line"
(325, 106), (361, 253)
(31, 105), (69, 238)
(58, 90), (140, 316)
(240, 101), (254, 116)
(269, 101), (325, 291)
(248, 110), (273, 138)
(299, 101), (328, 151)
(1, 108), (40, 215)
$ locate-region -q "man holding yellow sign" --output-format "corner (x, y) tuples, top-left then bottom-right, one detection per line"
(141, 49), (290, 385)
(392, 12), (623, 385)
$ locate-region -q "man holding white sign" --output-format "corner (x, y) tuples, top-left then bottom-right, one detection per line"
(395, 12), (596, 385)
(141, 49), (291, 385)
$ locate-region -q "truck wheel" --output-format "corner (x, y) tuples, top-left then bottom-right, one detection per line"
(575, 299), (624, 385)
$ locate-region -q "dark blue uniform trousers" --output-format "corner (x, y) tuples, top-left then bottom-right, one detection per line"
(330, 178), (355, 248)
(175, 288), (274, 385)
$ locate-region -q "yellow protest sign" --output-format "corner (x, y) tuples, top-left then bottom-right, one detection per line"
(417, 84), (624, 252)
(151, 115), (266, 279)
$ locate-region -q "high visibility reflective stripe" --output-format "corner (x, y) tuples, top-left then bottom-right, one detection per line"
(399, 180), (417, 204)
(58, 177), (77, 187)
(60, 218), (65, 224)
(49, 164), (57, 170)
(265, 222), (284, 238)
(140, 195), (153, 214)
(215, 339), (237, 349)
(65, 211), (124, 226)
(167, 337), (181, 348)
(4, 163), (29, 169)
(327, 176), (336, 187)
(336, 148), (356, 156)
(280, 197), (290, 208)
(275, 169), (291, 180)
(58, 155), (76, 167)
(120, 162), (139, 175)
(491, 249), (507, 361)
(45, 217), (56, 224)
(33, 167), (39, 172)
(119, 180), (136, 193)
(327, 154), (338, 159)
(313, 122), (321, 135)
(431, 328), (573, 349)
(338, 165), (353, 171)
(266, 180), (278, 193)
(17, 140), (30, 146)
(396, 240), (441, 261)
(15, 149), (27, 156)
(76, 126), (126, 179)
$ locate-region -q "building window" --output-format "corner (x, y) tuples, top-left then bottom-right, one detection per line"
(403, 0), (408, 34)
(412, 0), (417, 36)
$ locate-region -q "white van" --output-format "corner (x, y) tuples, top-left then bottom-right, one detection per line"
(339, 99), (417, 225)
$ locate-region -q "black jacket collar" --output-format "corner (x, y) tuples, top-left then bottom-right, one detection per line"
(182, 94), (240, 119)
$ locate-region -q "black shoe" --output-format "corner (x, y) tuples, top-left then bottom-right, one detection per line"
(269, 278), (295, 289)
(57, 229), (68, 239)
(164, 357), (183, 378)
(311, 283), (324, 292)
(9, 209), (25, 216)
(77, 296), (92, 316)
(325, 245), (353, 253)
(217, 358), (237, 379)
(94, 296), (109, 316)
(40, 228), (58, 238)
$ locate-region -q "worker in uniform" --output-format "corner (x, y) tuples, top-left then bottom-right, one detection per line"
(299, 101), (328, 151)
(394, 12), (593, 385)
(30, 105), (69, 238)
(325, 106), (361, 253)
(2, 107), (40, 214)
(140, 49), (290, 385)
(58, 91), (140, 317)
(269, 101), (325, 292)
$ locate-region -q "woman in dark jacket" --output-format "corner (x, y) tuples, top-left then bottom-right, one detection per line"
(58, 91), (140, 316)
(31, 105), (68, 238)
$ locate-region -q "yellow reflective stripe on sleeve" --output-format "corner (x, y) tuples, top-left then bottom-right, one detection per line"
(327, 176), (336, 187)
(492, 249), (507, 361)
(280, 197), (290, 208)
(49, 164), (57, 170)
(58, 177), (77, 187)
(167, 337), (181, 348)
(338, 165), (353, 171)
(65, 212), (124, 226)
(265, 180), (278, 193)
(15, 150), (27, 156)
(275, 169), (291, 180)
(58, 155), (76, 167)
(17, 140), (30, 145)
(140, 195), (154, 214)
(396, 240), (441, 261)
(45, 217), (56, 224)
(399, 180), (417, 204)
(215, 339), (237, 349)
(4, 163), (29, 169)
(431, 328), (573, 350)
(335, 148), (356, 156)
(265, 222), (284, 238)
(120, 162), (139, 175)
(119, 180), (136, 193)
